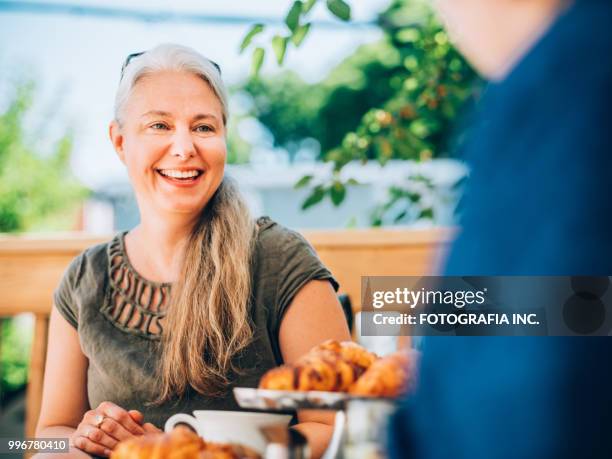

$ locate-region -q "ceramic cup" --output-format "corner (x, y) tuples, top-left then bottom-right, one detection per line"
(164, 410), (292, 453)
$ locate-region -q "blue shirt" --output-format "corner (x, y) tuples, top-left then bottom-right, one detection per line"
(389, 1), (612, 458)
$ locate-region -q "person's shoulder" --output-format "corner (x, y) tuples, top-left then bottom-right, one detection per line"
(64, 234), (117, 284)
(54, 235), (116, 325)
(254, 216), (310, 254)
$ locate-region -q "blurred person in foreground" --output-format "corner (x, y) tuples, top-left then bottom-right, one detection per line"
(389, 1), (612, 458)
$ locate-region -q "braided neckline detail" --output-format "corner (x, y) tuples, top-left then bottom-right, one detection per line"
(116, 231), (172, 289)
(102, 232), (171, 339)
(102, 219), (268, 339)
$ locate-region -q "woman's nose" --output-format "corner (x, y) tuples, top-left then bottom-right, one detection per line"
(169, 128), (196, 159)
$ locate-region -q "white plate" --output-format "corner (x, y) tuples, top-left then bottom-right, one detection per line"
(233, 387), (396, 411)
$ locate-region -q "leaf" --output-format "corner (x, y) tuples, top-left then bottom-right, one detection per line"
(408, 192), (421, 203)
(370, 207), (383, 227)
(346, 178), (360, 186)
(294, 174), (314, 189)
(251, 47), (265, 76)
(393, 210), (408, 223)
(418, 208), (434, 220)
(285, 1), (303, 32)
(302, 186), (326, 210)
(239, 23), (264, 53)
(326, 0), (350, 21)
(291, 23), (311, 47)
(272, 35), (289, 65)
(330, 181), (346, 206)
(302, 0), (317, 13)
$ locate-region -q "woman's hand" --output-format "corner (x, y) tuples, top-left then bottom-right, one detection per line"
(70, 402), (150, 457)
(128, 410), (163, 434)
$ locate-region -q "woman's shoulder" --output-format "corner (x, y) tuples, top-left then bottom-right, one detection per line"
(64, 234), (118, 281)
(54, 234), (120, 328)
(251, 216), (334, 289)
(254, 216), (312, 253)
(56, 232), (128, 300)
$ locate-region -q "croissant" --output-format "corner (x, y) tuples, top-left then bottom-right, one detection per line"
(111, 426), (205, 459)
(200, 442), (261, 459)
(296, 349), (360, 391)
(349, 351), (412, 398)
(259, 340), (378, 392)
(111, 426), (261, 459)
(258, 365), (296, 391)
(315, 340), (378, 371)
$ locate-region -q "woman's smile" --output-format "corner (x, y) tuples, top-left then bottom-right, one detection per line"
(156, 167), (205, 188)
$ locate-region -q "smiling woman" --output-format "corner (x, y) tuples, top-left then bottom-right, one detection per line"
(33, 44), (351, 459)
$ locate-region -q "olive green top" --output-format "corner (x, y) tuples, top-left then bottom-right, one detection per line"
(54, 217), (338, 428)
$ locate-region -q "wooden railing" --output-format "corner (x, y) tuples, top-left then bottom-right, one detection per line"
(0, 228), (454, 436)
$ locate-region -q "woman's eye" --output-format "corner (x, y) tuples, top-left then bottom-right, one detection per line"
(195, 125), (214, 133)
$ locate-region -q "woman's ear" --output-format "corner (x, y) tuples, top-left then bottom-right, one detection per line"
(109, 120), (126, 164)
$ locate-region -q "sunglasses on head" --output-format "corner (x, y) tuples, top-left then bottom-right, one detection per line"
(120, 51), (222, 80)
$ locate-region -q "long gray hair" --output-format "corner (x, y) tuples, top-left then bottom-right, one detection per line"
(113, 43), (256, 399)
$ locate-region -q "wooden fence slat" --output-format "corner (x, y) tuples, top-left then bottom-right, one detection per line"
(25, 314), (49, 437)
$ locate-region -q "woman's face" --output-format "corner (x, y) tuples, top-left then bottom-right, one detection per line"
(110, 70), (226, 218)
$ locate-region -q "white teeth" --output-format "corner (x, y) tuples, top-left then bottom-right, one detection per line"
(159, 169), (200, 178)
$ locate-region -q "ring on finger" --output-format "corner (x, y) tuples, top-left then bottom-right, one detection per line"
(93, 413), (105, 428)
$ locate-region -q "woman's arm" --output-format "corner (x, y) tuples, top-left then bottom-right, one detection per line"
(35, 308), (150, 458)
(278, 279), (352, 459)
(34, 307), (91, 456)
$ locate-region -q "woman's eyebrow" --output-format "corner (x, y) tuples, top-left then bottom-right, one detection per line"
(192, 113), (219, 122)
(140, 110), (172, 118)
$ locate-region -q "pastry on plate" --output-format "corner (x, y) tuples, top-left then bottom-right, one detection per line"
(110, 426), (261, 459)
(349, 351), (413, 398)
(259, 340), (378, 392)
(111, 426), (205, 459)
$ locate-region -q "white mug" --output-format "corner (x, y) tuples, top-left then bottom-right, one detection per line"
(164, 410), (292, 453)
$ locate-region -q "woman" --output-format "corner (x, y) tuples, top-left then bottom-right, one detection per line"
(35, 43), (351, 458)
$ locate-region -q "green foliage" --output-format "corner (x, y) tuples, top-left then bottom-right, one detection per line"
(250, 47), (265, 76)
(240, 0), (352, 74)
(294, 174), (314, 189)
(1, 317), (33, 393)
(291, 23), (311, 46)
(285, 1), (303, 31)
(324, 1), (478, 177)
(296, 177), (357, 210)
(0, 82), (89, 233)
(226, 118), (252, 165)
(272, 35), (289, 64)
(243, 41), (402, 162)
(326, 0), (351, 21)
(240, 23), (264, 52)
(0, 81), (88, 396)
(301, 184), (326, 210)
(241, 0), (480, 224)
(370, 174), (436, 226)
(243, 71), (326, 160)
